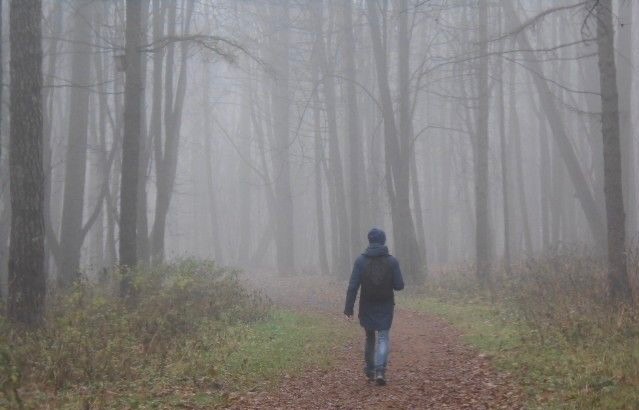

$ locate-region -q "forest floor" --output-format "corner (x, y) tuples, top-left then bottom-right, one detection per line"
(227, 274), (523, 409)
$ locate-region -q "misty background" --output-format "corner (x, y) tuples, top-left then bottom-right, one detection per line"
(1, 0), (637, 295)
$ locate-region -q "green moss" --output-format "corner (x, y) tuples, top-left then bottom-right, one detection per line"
(401, 295), (639, 409)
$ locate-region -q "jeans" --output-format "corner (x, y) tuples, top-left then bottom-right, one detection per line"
(364, 329), (390, 373)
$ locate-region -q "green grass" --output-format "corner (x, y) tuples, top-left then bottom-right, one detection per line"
(400, 295), (639, 409)
(222, 310), (350, 385)
(0, 262), (357, 409)
(2, 309), (352, 410)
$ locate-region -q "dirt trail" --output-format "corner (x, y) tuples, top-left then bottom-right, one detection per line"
(229, 274), (523, 409)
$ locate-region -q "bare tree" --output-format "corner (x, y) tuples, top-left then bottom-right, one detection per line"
(311, 51), (330, 275)
(474, 0), (492, 283)
(616, 0), (637, 239)
(497, 13), (512, 276)
(367, 0), (424, 283)
(267, 0), (295, 274)
(57, 0), (94, 287)
(120, 0), (143, 289)
(8, 0), (46, 325)
(342, 0), (367, 257)
(502, 0), (606, 248)
(311, 1), (350, 276)
(595, 0), (633, 303)
(150, 1), (195, 262)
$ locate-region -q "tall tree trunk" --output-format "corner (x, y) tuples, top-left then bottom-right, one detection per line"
(595, 0), (633, 303)
(42, 3), (64, 276)
(269, 0), (295, 274)
(151, 2), (176, 263)
(437, 133), (453, 264)
(312, 56), (329, 275)
(250, 78), (276, 267)
(498, 42), (511, 275)
(147, 0), (164, 262)
(397, 0), (427, 266)
(8, 0), (46, 325)
(94, 6), (119, 268)
(0, 0), (5, 297)
(342, 0), (367, 256)
(89, 44), (106, 272)
(237, 78), (252, 262)
(534, 90), (552, 252)
(312, 2), (350, 276)
(57, 0), (93, 287)
(136, 0), (151, 265)
(204, 134), (223, 265)
(202, 65), (223, 265)
(617, 0), (637, 239)
(474, 0), (491, 283)
(509, 66), (533, 257)
(410, 149), (426, 252)
(0, 0), (2, 166)
(107, 62), (123, 268)
(120, 0), (143, 290)
(151, 1), (194, 262)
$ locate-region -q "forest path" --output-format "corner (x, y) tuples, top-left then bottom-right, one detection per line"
(228, 274), (523, 409)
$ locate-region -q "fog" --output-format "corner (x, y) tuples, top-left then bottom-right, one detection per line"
(2, 0), (638, 305)
(4, 1), (639, 407)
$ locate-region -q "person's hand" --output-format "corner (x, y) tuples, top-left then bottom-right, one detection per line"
(344, 312), (353, 321)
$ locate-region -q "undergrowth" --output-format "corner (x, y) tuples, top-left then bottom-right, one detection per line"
(405, 251), (639, 409)
(0, 260), (348, 409)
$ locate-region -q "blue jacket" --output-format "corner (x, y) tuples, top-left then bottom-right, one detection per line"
(343, 244), (405, 330)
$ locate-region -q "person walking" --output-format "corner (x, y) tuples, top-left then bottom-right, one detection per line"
(344, 228), (405, 385)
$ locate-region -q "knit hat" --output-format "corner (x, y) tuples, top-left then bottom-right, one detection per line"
(367, 228), (386, 245)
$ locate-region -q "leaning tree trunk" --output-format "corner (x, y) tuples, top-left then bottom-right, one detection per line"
(120, 0), (143, 294)
(502, 0), (606, 247)
(595, 0), (633, 304)
(8, 0), (46, 326)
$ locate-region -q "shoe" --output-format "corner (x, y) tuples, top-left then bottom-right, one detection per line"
(375, 369), (386, 386)
(364, 365), (375, 381)
(366, 370), (375, 381)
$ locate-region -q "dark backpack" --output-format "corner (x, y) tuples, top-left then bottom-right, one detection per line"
(361, 256), (393, 303)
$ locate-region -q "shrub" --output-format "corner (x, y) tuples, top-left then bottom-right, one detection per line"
(408, 249), (639, 407)
(0, 259), (269, 408)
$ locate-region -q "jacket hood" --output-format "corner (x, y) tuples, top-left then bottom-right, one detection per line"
(364, 243), (389, 257)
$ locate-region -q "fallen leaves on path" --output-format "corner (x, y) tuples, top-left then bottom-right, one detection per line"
(226, 307), (523, 409)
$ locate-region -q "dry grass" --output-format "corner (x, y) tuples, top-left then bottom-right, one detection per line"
(0, 260), (271, 408)
(408, 249), (639, 408)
